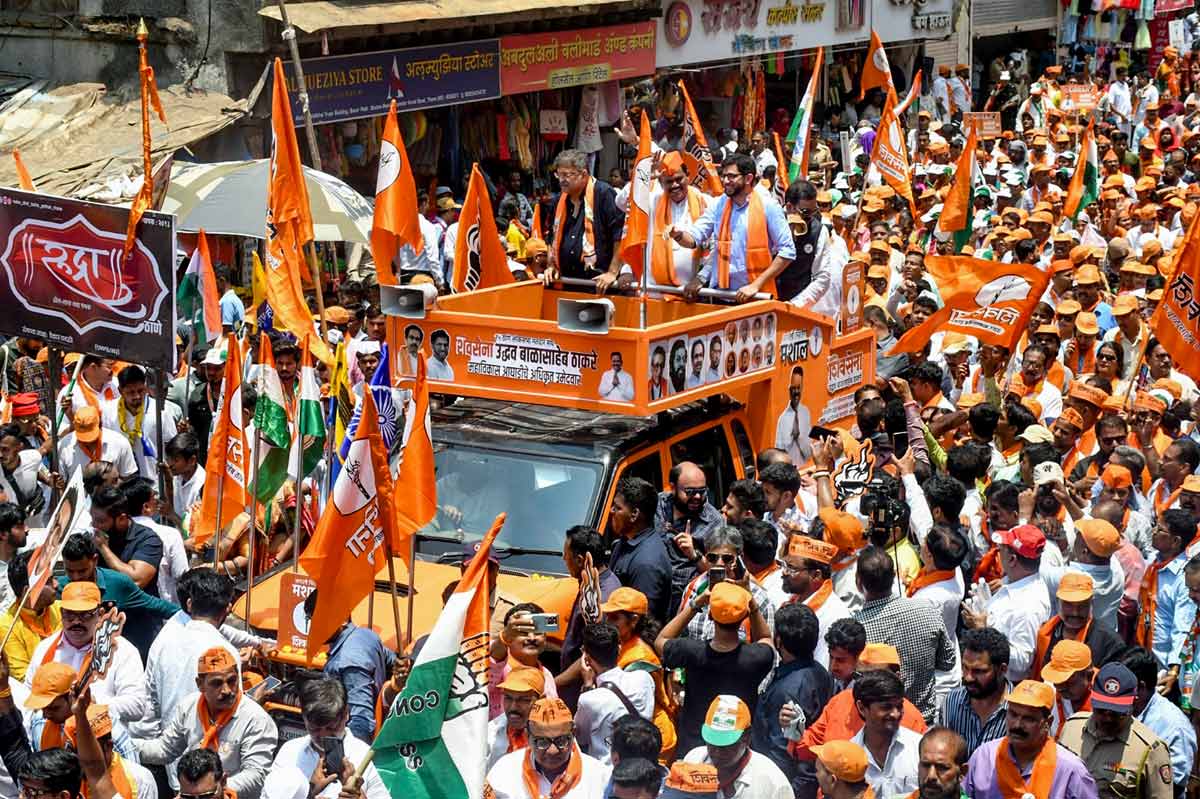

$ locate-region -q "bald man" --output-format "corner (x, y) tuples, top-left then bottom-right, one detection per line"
(655, 461), (724, 615)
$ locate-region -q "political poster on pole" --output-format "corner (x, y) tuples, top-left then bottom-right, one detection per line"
(26, 466), (86, 600)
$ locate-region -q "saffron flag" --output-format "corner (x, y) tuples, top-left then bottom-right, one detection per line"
(450, 163), (515, 293)
(529, 201), (544, 242)
(177, 230), (222, 345)
(1151, 213), (1200, 380)
(859, 29), (894, 100)
(935, 124), (978, 252)
(393, 356), (438, 563)
(678, 81), (723, 195)
(374, 514), (504, 799)
(193, 335), (249, 547)
(265, 57), (332, 364)
(1064, 119), (1100, 221)
(618, 111), (653, 279)
(299, 386), (396, 660)
(13, 150), (34, 191)
(870, 88), (916, 217)
(789, 47), (825, 181)
(372, 99), (425, 286)
(122, 19), (166, 261)
(887, 256), (1051, 356)
(772, 131), (789, 204)
(894, 70), (923, 117)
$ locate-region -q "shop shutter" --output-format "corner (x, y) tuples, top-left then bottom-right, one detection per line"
(923, 35), (958, 71)
(973, 0), (1057, 37)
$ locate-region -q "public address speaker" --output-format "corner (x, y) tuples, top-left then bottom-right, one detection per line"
(557, 298), (615, 335)
(380, 283), (438, 318)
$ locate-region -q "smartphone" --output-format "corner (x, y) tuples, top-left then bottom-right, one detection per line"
(733, 556), (747, 581)
(809, 425), (838, 441)
(248, 676), (281, 703)
(708, 566), (727, 585)
(530, 613), (559, 633)
(320, 736), (346, 776)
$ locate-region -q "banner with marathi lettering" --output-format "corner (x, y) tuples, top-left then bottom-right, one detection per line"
(282, 40), (501, 126)
(1152, 213), (1200, 380)
(0, 188), (175, 368)
(499, 22), (656, 94)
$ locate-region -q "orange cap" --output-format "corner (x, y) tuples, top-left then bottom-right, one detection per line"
(664, 763), (720, 794)
(61, 581), (101, 612)
(660, 151), (685, 175)
(1051, 259), (1075, 274)
(499, 666), (546, 695)
(810, 741), (870, 783)
(958, 392), (985, 409)
(701, 694), (752, 745)
(63, 704), (113, 743)
(600, 586), (649, 616)
(1183, 475), (1200, 493)
(1040, 639), (1094, 684)
(1006, 679), (1056, 709)
(1152, 378), (1183, 400)
(528, 697), (573, 726)
(1134, 391), (1168, 415)
(1075, 312), (1099, 336)
(1075, 265), (1102, 285)
(24, 663), (77, 710)
(1068, 382), (1109, 408)
(788, 535), (838, 564)
(197, 647), (238, 674)
(818, 508), (865, 553)
(859, 643), (901, 667)
(710, 582), (752, 625)
(1100, 464), (1133, 490)
(1056, 299), (1082, 316)
(1112, 294), (1139, 316)
(1057, 407), (1085, 430)
(73, 406), (101, 444)
(1056, 571), (1095, 602)
(1076, 518), (1122, 558)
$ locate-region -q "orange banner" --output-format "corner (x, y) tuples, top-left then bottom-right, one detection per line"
(1152, 214), (1200, 380)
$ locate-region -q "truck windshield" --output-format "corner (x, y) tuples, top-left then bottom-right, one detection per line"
(416, 444), (601, 574)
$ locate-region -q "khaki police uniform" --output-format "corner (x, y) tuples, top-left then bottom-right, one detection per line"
(1058, 712), (1173, 799)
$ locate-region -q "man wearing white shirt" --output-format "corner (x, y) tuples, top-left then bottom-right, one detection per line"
(847, 670), (922, 799)
(751, 131), (778, 177)
(685, 339), (707, 390)
(910, 526), (969, 701)
(26, 581), (148, 725)
(598, 352), (634, 402)
(425, 329), (456, 381)
(682, 694), (792, 799)
(705, 333), (724, 383)
(126, 478), (188, 605)
(574, 623), (654, 765)
(59, 406), (138, 481)
(619, 153), (714, 290)
(774, 366), (812, 465)
(1105, 65), (1134, 135)
(486, 667), (545, 771)
(272, 679), (389, 799)
(101, 365), (177, 481)
(961, 524), (1052, 681)
(782, 536), (851, 668)
(57, 354), (119, 429)
(487, 698), (611, 799)
(0, 427), (53, 527)
(165, 431), (205, 524)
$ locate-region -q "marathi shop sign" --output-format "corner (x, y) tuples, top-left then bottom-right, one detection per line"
(499, 22), (657, 95)
(283, 40), (501, 126)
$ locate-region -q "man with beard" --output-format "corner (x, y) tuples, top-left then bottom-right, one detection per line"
(655, 462), (723, 615)
(962, 680), (1098, 799)
(1058, 663), (1172, 799)
(944, 628), (1010, 753)
(1029, 572), (1127, 682)
(486, 668), (545, 770)
(782, 536), (850, 668)
(669, 340), (688, 393)
(774, 367), (811, 464)
(913, 728), (970, 799)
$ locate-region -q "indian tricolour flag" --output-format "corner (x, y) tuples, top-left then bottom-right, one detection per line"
(1064, 119), (1099, 221)
(177, 229), (222, 345)
(788, 47), (825, 182)
(373, 514), (505, 799)
(253, 333), (292, 503)
(289, 339), (326, 478)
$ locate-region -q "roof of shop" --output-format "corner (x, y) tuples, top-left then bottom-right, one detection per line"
(258, 0), (652, 33)
(0, 81), (250, 200)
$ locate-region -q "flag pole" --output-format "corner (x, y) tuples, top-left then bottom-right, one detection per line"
(46, 348), (62, 509)
(154, 370), (167, 509)
(247, 421), (263, 629)
(290, 376), (305, 573)
(406, 533), (416, 645)
(383, 538), (403, 646)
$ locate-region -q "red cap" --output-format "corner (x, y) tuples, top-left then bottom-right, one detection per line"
(9, 392), (38, 418)
(991, 524), (1046, 560)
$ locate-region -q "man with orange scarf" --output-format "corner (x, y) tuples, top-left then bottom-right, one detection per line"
(1136, 509), (1195, 689)
(781, 535), (850, 668)
(485, 697), (610, 799)
(486, 668), (545, 771)
(636, 152), (712, 290)
(64, 704), (154, 799)
(137, 647), (278, 799)
(23, 662), (76, 751)
(544, 149), (626, 293)
(1029, 573), (1127, 682)
(672, 153), (796, 304)
(962, 680), (1098, 799)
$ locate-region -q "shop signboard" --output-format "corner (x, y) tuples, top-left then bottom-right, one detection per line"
(283, 40), (502, 126)
(499, 22), (657, 95)
(0, 189), (175, 370)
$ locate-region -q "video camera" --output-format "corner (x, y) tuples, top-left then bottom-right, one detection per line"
(859, 475), (909, 546)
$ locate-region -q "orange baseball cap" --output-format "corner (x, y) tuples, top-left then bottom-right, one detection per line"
(24, 663), (76, 710)
(1075, 312), (1099, 336)
(1183, 475), (1200, 493)
(710, 582), (751, 625)
(1152, 378), (1183, 400)
(1051, 259), (1075, 274)
(600, 586), (649, 616)
(61, 581), (101, 612)
(1100, 464), (1133, 490)
(1057, 571), (1095, 602)
(1040, 639), (1094, 684)
(73, 406), (101, 444)
(810, 741), (870, 783)
(788, 535), (838, 564)
(958, 392), (985, 409)
(1056, 299), (1082, 316)
(499, 666), (546, 695)
(1112, 294), (1139, 316)
(663, 763), (719, 797)
(1006, 679), (1056, 709)
(859, 643), (901, 667)
(197, 647), (238, 674)
(528, 697), (572, 726)
(818, 508), (865, 553)
(1075, 265), (1102, 285)
(63, 704), (113, 743)
(1076, 518), (1122, 558)
(701, 694), (751, 745)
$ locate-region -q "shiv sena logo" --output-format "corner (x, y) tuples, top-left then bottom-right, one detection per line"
(0, 213), (168, 336)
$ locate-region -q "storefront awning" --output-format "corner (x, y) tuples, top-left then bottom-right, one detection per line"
(258, 0), (650, 33)
(0, 81), (250, 199)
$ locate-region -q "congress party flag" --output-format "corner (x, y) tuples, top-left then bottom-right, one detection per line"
(299, 386), (396, 660)
(789, 47), (825, 182)
(859, 29), (894, 100)
(618, 110), (653, 279)
(372, 99), (425, 286)
(450, 164), (515, 293)
(252, 333), (292, 504)
(177, 230), (222, 345)
(290, 338), (327, 480)
(887, 256), (1051, 356)
(1152, 212), (1200, 380)
(193, 334), (249, 547)
(374, 514), (504, 799)
(1064, 119), (1100, 221)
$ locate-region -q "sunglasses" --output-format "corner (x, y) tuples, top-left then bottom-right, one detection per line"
(681, 486), (708, 496)
(705, 552), (738, 565)
(178, 791), (222, 799)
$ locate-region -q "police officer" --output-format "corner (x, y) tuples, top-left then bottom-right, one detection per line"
(1058, 663), (1173, 799)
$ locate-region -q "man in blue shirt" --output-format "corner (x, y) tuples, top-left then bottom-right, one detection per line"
(1122, 646), (1197, 791)
(608, 477), (673, 624)
(671, 153), (795, 303)
(215, 264), (245, 333)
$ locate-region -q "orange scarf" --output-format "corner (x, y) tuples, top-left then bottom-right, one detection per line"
(40, 631), (92, 674)
(1137, 559), (1167, 649)
(1031, 616), (1091, 680)
(21, 607), (57, 639)
(521, 743), (583, 799)
(973, 546), (1004, 585)
(1070, 342), (1095, 377)
(715, 191), (773, 292)
(507, 724), (528, 753)
(1154, 481), (1183, 518)
(552, 178), (596, 271)
(40, 719), (64, 749)
(906, 568), (956, 598)
(994, 736), (1057, 799)
(75, 378), (105, 411)
(198, 692), (241, 751)
(804, 580), (835, 612)
(651, 188), (704, 286)
(77, 438), (103, 463)
(80, 754), (135, 799)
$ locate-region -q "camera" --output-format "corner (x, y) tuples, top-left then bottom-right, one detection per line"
(860, 475), (909, 545)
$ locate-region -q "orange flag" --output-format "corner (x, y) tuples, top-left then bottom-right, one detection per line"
(678, 81), (723, 195)
(529, 202), (544, 242)
(122, 19), (166, 261)
(393, 357), (437, 564)
(265, 58), (331, 364)
(859, 29), (895, 101)
(936, 123), (977, 237)
(300, 385), (395, 660)
(887, 255), (1051, 357)
(372, 99), (424, 286)
(1151, 212), (1200, 380)
(13, 150), (34, 192)
(451, 163), (515, 293)
(618, 110), (653, 279)
(192, 335), (249, 548)
(870, 89), (916, 217)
